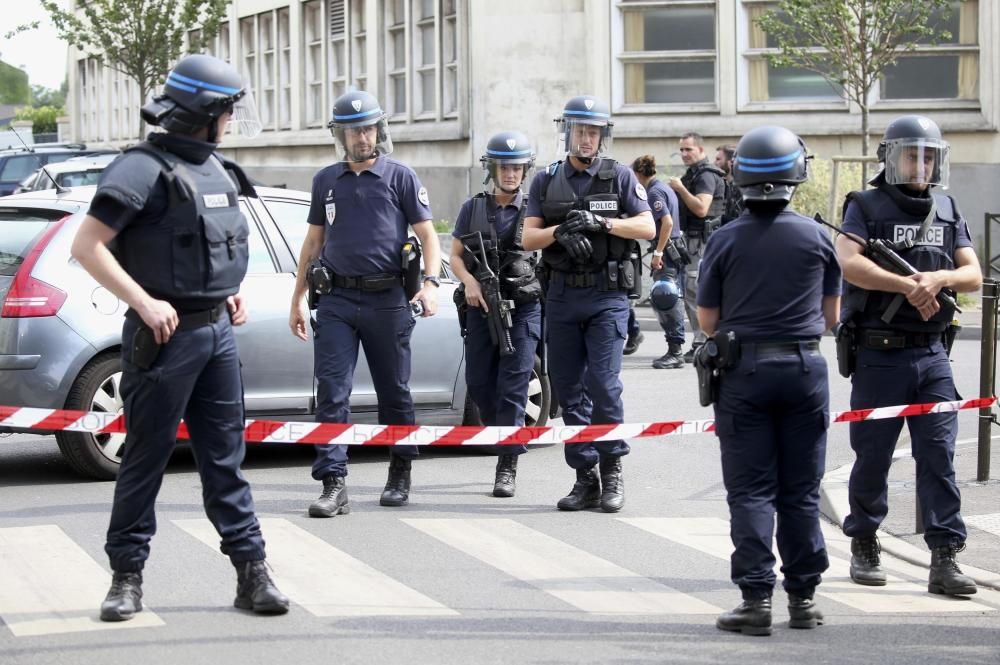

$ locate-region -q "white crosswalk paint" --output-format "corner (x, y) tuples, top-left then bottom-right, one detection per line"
(173, 517), (456, 617)
(0, 525), (164, 636)
(620, 517), (997, 614)
(403, 518), (721, 615)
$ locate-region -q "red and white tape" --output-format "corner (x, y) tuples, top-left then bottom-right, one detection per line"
(1, 397), (995, 446)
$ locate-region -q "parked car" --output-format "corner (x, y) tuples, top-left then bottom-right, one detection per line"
(0, 144), (119, 197)
(0, 185), (551, 479)
(14, 154), (119, 194)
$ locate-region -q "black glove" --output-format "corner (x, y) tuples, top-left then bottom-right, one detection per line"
(562, 209), (610, 235)
(553, 224), (593, 262)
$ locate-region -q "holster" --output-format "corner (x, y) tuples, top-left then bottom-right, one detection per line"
(401, 236), (422, 299)
(703, 216), (722, 239)
(834, 322), (857, 378)
(944, 322), (961, 357)
(693, 343), (719, 407)
(453, 284), (469, 338)
(129, 325), (161, 371)
(306, 261), (332, 310)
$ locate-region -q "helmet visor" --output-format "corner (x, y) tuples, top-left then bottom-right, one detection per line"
(332, 117), (393, 162)
(228, 88), (263, 138)
(557, 118), (612, 161)
(882, 138), (949, 189)
(482, 157), (534, 193)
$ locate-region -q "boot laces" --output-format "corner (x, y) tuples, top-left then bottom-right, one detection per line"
(245, 561), (277, 593)
(319, 478), (340, 500)
(937, 544), (965, 572)
(858, 536), (881, 566)
(110, 572), (140, 595)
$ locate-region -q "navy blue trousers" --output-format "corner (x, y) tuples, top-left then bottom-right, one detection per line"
(546, 274), (630, 469)
(107, 315), (265, 573)
(843, 342), (966, 548)
(714, 342), (830, 598)
(465, 301), (542, 455)
(311, 286), (417, 480)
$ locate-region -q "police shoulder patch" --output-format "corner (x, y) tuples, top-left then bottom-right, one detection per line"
(635, 183), (648, 201)
(418, 186), (430, 207)
(653, 199), (664, 211)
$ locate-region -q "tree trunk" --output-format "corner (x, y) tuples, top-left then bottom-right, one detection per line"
(860, 102), (870, 189)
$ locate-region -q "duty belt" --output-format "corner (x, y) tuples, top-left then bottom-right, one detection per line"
(859, 329), (942, 350)
(125, 301), (228, 331)
(331, 273), (402, 291)
(743, 339), (820, 358)
(552, 270), (601, 288)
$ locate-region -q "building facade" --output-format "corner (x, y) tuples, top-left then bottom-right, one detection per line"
(67, 0), (999, 252)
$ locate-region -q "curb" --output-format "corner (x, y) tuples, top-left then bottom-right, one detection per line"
(819, 454), (1000, 592)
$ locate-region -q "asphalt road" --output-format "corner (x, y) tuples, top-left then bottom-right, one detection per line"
(0, 336), (997, 665)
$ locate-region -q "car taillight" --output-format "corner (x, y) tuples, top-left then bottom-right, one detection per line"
(2, 216), (70, 318)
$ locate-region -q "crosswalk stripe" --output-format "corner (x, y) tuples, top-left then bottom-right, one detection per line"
(403, 518), (721, 615)
(620, 517), (997, 614)
(0, 525), (164, 636)
(172, 518), (457, 617)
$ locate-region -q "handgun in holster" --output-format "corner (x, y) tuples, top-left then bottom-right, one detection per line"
(834, 321), (857, 378)
(401, 236), (422, 300)
(944, 321), (961, 357)
(693, 330), (739, 407)
(665, 237), (691, 268)
(130, 325), (161, 371)
(306, 260), (332, 310)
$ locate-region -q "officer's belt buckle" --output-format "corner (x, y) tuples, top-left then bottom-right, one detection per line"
(862, 331), (906, 350)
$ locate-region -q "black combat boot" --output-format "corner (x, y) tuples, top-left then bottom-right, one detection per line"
(556, 467), (600, 511)
(308, 475), (350, 517)
(599, 457), (624, 513)
(849, 534), (887, 586)
(493, 454), (518, 498)
(234, 560), (290, 614)
(716, 597), (772, 636)
(623, 331), (644, 355)
(683, 343), (702, 364)
(652, 342), (685, 369)
(100, 571), (143, 622)
(787, 593), (824, 629)
(928, 544), (977, 596)
(380, 453), (412, 507)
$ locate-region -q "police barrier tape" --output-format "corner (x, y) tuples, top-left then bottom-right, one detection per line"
(1, 397), (996, 446)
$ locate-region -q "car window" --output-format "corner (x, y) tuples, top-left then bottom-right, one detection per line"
(0, 210), (63, 276)
(58, 171), (103, 187)
(0, 155), (42, 181)
(239, 201), (277, 275)
(43, 153), (75, 166)
(262, 198), (309, 261)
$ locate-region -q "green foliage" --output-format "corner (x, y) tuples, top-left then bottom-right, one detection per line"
(3, 22), (39, 41)
(31, 83), (67, 109)
(793, 158), (863, 224)
(433, 219), (452, 233)
(956, 292), (977, 309)
(0, 60), (31, 105)
(14, 105), (64, 134)
(39, 0), (229, 120)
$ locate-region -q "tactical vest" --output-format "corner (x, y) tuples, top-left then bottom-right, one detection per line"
(680, 162), (726, 235)
(116, 141), (250, 303)
(842, 188), (959, 333)
(466, 193), (542, 304)
(539, 158), (634, 273)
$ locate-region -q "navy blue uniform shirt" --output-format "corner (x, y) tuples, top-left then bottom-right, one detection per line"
(697, 208), (842, 340)
(646, 177), (680, 239)
(525, 157), (651, 220)
(452, 192), (524, 240)
(307, 156), (432, 276)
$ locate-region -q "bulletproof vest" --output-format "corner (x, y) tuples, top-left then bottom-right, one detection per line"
(680, 162), (726, 234)
(721, 177), (744, 223)
(842, 187), (959, 333)
(539, 158), (633, 273)
(116, 141), (249, 303)
(466, 193), (542, 304)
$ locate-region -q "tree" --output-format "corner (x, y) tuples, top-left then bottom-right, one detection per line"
(755, 0), (955, 178)
(40, 0), (228, 137)
(32, 82), (67, 110)
(15, 105), (63, 135)
(2, 22), (39, 41)
(0, 60), (31, 106)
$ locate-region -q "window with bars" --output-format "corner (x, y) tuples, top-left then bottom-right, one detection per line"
(240, 8), (292, 132)
(617, 1), (718, 105)
(303, 0), (368, 128)
(76, 58), (102, 141)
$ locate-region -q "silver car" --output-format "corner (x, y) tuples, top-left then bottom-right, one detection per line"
(0, 186), (551, 479)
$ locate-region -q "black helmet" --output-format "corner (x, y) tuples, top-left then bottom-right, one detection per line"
(480, 130), (535, 192)
(555, 95), (613, 161)
(327, 90), (392, 161)
(141, 54), (259, 139)
(875, 115), (949, 188)
(732, 125), (809, 202)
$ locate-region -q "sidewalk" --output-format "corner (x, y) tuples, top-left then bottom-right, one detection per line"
(819, 439), (1000, 591)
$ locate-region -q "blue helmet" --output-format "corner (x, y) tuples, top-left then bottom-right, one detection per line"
(328, 90), (393, 161)
(650, 278), (680, 312)
(732, 126), (809, 202)
(480, 130), (535, 192)
(556, 95), (613, 161)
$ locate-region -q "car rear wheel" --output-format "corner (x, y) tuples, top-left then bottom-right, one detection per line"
(462, 355), (551, 428)
(55, 353), (124, 480)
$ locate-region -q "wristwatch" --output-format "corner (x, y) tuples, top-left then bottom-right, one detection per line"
(422, 274), (441, 288)
(597, 215), (614, 233)
(652, 250), (664, 257)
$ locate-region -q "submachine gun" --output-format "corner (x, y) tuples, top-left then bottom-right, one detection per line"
(813, 213), (958, 325)
(460, 231), (516, 356)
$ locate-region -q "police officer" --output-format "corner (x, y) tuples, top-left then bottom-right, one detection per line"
(838, 115), (981, 596)
(715, 143), (744, 223)
(631, 154), (685, 370)
(522, 96), (654, 512)
(70, 54), (288, 621)
(450, 131), (542, 497)
(669, 132), (727, 362)
(289, 90), (441, 514)
(697, 126), (841, 635)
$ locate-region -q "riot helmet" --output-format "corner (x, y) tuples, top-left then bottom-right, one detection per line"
(140, 54), (261, 140)
(327, 90), (393, 162)
(649, 278), (680, 312)
(480, 130), (535, 194)
(732, 125), (809, 203)
(876, 115), (949, 189)
(555, 96), (613, 163)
